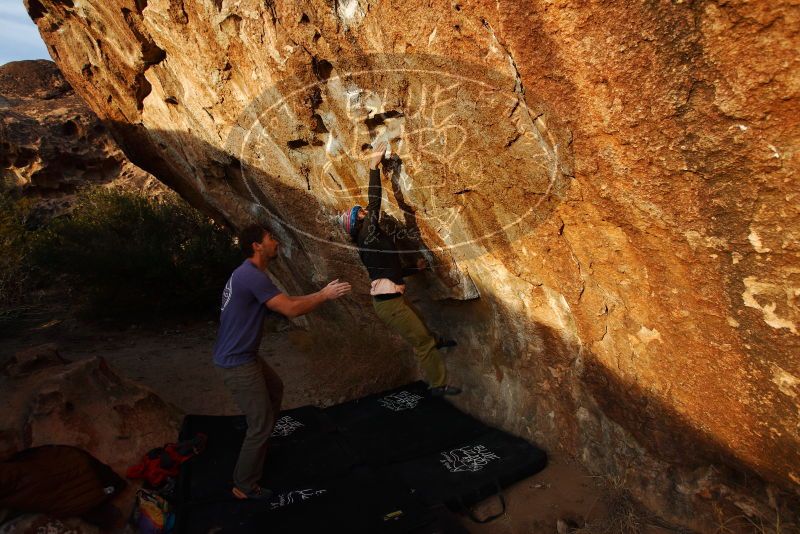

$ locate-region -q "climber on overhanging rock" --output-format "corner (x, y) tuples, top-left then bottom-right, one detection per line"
(212, 224), (351, 502)
(337, 141), (461, 397)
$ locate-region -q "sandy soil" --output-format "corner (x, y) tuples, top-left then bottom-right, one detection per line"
(1, 303), (679, 534)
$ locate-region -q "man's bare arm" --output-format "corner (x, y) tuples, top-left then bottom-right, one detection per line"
(266, 279), (351, 319)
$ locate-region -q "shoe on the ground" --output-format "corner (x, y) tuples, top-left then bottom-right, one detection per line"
(429, 385), (462, 397)
(435, 337), (458, 349)
(232, 485), (273, 502)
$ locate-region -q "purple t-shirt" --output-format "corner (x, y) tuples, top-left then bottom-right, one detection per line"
(212, 260), (282, 368)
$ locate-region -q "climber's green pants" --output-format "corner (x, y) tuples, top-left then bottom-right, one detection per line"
(372, 296), (447, 388)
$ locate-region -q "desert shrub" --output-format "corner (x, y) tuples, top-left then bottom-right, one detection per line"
(0, 195), (36, 305)
(30, 187), (241, 321)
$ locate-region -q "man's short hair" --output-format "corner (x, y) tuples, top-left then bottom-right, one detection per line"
(239, 224), (271, 257)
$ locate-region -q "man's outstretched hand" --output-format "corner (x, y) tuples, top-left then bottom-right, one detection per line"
(321, 279), (352, 300)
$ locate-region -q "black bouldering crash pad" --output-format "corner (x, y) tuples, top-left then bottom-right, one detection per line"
(324, 381), (488, 466)
(178, 406), (350, 502)
(175, 383), (547, 533)
(382, 429), (548, 508)
(177, 468), (443, 534)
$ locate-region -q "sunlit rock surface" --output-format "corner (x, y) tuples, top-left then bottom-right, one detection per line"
(26, 0), (799, 529)
(0, 60), (161, 218)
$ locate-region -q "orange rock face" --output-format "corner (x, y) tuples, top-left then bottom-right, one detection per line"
(0, 60), (160, 218)
(26, 0), (799, 529)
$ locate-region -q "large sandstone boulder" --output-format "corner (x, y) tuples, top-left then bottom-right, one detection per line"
(0, 60), (162, 219)
(0, 346), (181, 500)
(25, 0), (799, 530)
(0, 346), (181, 529)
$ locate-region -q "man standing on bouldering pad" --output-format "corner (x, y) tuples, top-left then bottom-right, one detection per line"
(338, 142), (461, 397)
(212, 223), (351, 502)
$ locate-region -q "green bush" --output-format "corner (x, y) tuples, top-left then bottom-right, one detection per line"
(0, 195), (35, 305)
(27, 187), (241, 321)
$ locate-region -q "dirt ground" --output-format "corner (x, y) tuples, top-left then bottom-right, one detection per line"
(0, 303), (681, 534)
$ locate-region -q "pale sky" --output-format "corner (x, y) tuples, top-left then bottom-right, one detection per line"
(0, 0), (51, 65)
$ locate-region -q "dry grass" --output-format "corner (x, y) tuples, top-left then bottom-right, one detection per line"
(712, 508), (800, 534)
(568, 473), (689, 534)
(566, 472), (799, 534)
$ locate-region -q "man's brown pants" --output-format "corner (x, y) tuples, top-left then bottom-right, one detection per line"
(218, 358), (284, 492)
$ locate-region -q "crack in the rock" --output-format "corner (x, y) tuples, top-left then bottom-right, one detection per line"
(264, 0), (278, 26)
(599, 320), (609, 344)
(558, 218), (586, 303)
(326, 172), (343, 191)
(504, 132), (521, 148)
(481, 17), (568, 194)
(481, 19), (533, 124)
(507, 99), (519, 118)
(301, 165), (311, 191)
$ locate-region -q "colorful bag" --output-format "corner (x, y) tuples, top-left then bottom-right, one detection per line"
(126, 433), (207, 488)
(132, 488), (175, 534)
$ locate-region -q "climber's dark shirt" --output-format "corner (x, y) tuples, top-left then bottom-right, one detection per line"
(356, 168), (420, 284)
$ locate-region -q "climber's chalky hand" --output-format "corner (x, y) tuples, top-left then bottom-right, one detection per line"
(367, 141), (387, 169)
